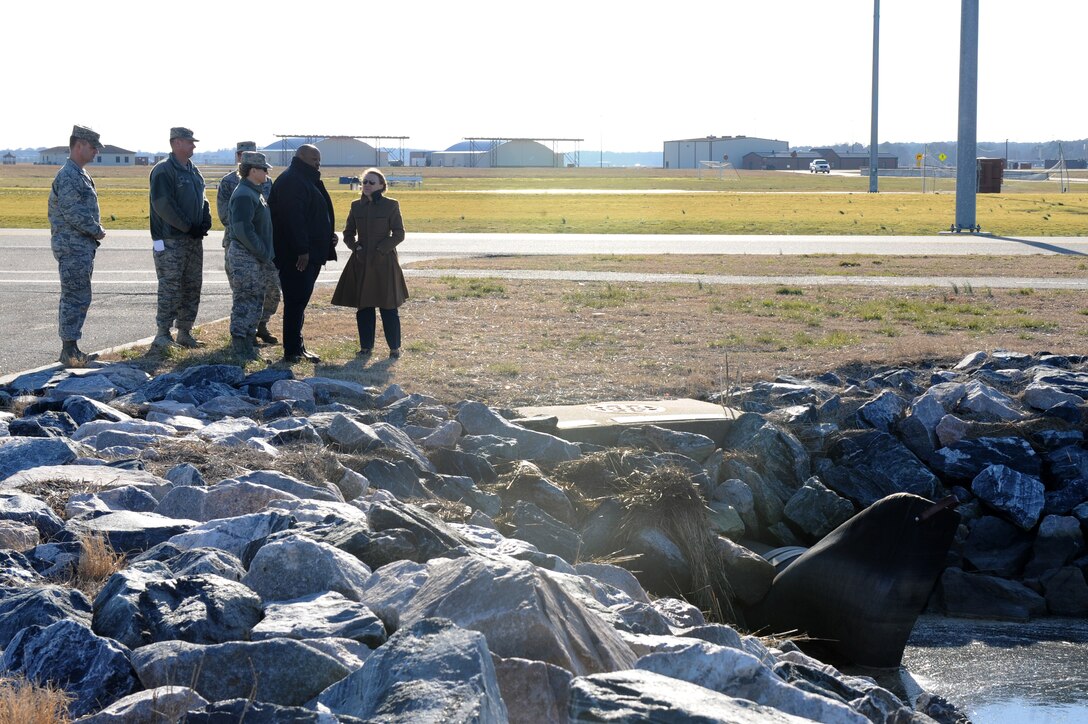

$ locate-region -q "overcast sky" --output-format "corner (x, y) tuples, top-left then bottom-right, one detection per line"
(5, 0), (1084, 153)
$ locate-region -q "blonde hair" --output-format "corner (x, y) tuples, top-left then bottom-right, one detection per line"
(361, 167), (387, 192)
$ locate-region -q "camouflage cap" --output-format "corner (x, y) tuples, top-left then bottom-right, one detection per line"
(72, 124), (103, 150)
(169, 127), (199, 142)
(241, 151), (272, 170)
(236, 141), (257, 152)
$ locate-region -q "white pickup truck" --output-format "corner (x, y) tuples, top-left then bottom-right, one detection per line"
(809, 159), (831, 173)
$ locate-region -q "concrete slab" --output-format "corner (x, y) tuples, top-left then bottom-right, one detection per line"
(515, 398), (739, 447)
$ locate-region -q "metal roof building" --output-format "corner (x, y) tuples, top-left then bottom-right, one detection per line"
(663, 135), (789, 169)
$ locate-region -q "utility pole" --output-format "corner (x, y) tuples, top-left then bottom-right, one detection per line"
(869, 0), (880, 193)
(954, 0), (979, 232)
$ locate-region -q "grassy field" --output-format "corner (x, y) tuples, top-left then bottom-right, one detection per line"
(3, 164), (1087, 235)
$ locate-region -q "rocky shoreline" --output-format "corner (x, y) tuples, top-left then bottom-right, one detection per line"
(0, 349), (1083, 721)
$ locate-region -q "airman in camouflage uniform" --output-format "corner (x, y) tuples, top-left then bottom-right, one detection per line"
(149, 127), (212, 349)
(227, 152), (276, 360)
(48, 125), (106, 367)
(219, 141), (279, 345)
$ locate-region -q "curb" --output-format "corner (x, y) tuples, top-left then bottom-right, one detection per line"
(0, 316), (231, 387)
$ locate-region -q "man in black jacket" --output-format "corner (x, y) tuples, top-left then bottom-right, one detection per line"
(268, 144), (337, 363)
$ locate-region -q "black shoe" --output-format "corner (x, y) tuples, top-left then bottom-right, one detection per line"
(356, 348), (372, 359)
(300, 348), (321, 363)
(389, 348), (401, 360)
(281, 352), (303, 364)
(256, 322), (279, 345)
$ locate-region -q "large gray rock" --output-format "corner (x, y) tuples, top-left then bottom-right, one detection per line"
(971, 464), (1046, 530)
(782, 476), (855, 541)
(635, 639), (867, 724)
(155, 480), (299, 522)
(570, 669), (818, 723)
(939, 567), (1047, 620)
(370, 422), (438, 473)
(232, 469), (343, 503)
(75, 686), (208, 724)
(66, 485), (160, 518)
(457, 401), (580, 464)
(1042, 567), (1088, 616)
(617, 425), (717, 462)
(962, 515), (1033, 577)
(362, 555), (635, 675)
(509, 500), (582, 563)
(0, 464), (172, 500)
(714, 537), (775, 607)
(0, 585), (92, 648)
(2, 619), (138, 718)
(854, 390), (909, 432)
(0, 436), (80, 481)
(242, 535), (372, 602)
(362, 458), (434, 500)
(252, 591), (387, 647)
(0, 519), (38, 551)
(960, 380), (1024, 421)
(1031, 367), (1088, 399)
(326, 413), (382, 452)
(933, 436), (1041, 483)
(166, 511), (296, 559)
(315, 618), (508, 722)
(722, 413), (810, 489)
(72, 418), (176, 443)
(493, 655), (573, 724)
(67, 511), (198, 554)
(0, 491), (65, 540)
(1024, 515), (1085, 579)
(131, 638), (350, 707)
(1023, 382), (1085, 411)
(500, 460), (576, 525)
(92, 573), (262, 648)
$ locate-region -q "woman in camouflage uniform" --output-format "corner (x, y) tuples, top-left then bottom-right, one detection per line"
(226, 152), (276, 360)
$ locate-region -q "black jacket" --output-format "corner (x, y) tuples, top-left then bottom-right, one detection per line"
(268, 157), (337, 268)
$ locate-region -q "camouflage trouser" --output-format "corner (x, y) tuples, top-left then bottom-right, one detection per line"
(153, 237), (203, 332)
(51, 235), (97, 341)
(227, 242), (276, 338)
(226, 252), (280, 324)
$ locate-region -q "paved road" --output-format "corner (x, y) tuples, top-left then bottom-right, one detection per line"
(1, 228), (1086, 378)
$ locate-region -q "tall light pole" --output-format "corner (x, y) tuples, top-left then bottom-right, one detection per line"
(869, 0), (880, 193)
(954, 0), (979, 231)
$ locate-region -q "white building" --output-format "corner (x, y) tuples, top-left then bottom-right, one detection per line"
(261, 136), (388, 167)
(430, 139), (561, 168)
(39, 144), (137, 166)
(663, 135), (789, 169)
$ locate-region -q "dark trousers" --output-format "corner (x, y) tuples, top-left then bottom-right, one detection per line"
(357, 307), (401, 351)
(278, 261), (322, 356)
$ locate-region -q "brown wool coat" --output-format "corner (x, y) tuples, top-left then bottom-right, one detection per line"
(331, 193), (409, 309)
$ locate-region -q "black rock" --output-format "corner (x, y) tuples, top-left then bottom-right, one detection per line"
(938, 567), (1047, 620)
(367, 499), (470, 563)
(932, 436), (1041, 483)
(9, 411), (78, 438)
(821, 430), (940, 507)
(2, 619), (138, 717)
(62, 395), (128, 425)
(961, 516), (1033, 577)
(0, 584), (93, 649)
(427, 448), (496, 484)
(509, 500), (582, 563)
(240, 367), (294, 388)
(363, 458), (434, 500)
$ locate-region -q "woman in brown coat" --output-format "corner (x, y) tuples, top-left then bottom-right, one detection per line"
(331, 168), (408, 358)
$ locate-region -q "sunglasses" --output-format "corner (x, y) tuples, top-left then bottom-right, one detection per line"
(362, 179), (380, 185)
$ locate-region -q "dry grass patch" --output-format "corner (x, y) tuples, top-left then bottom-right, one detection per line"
(70, 534), (126, 598)
(104, 277), (1088, 410)
(0, 676), (72, 724)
